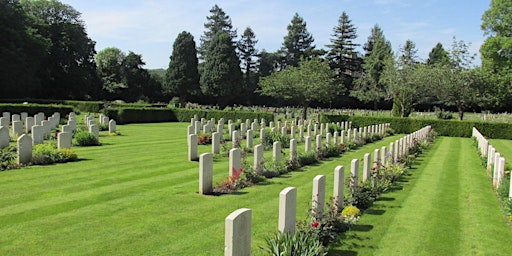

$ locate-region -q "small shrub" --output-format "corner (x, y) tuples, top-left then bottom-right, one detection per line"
(99, 123), (109, 131)
(341, 205), (361, 225)
(197, 133), (212, 145)
(298, 199), (347, 247)
(1, 146), (18, 171)
(32, 144), (78, 165)
(73, 131), (100, 146)
(261, 159), (288, 178)
(212, 168), (252, 194)
(298, 150), (319, 166)
(261, 231), (326, 256)
(263, 131), (291, 149)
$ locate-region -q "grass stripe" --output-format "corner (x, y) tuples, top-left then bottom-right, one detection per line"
(335, 137), (512, 256)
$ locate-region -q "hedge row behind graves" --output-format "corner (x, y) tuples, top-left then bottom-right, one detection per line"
(321, 114), (512, 139)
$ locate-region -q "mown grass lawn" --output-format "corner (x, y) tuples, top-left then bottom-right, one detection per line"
(0, 122), (402, 255)
(333, 137), (512, 255)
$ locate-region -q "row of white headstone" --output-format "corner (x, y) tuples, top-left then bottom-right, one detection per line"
(0, 111), (116, 166)
(472, 127), (510, 196)
(188, 116), (389, 140)
(187, 117), (390, 161)
(223, 125), (433, 256)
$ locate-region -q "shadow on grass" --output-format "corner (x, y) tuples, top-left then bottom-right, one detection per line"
(365, 209), (386, 215)
(350, 224), (374, 232)
(377, 196), (395, 201)
(328, 250), (358, 256)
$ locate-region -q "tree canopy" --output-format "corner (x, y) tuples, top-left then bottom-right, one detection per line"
(259, 58), (335, 119)
(280, 13), (316, 68)
(165, 31), (200, 107)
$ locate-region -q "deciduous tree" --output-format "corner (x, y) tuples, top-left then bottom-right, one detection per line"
(259, 58), (335, 119)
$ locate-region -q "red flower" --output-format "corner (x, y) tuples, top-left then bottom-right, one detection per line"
(312, 222), (319, 228)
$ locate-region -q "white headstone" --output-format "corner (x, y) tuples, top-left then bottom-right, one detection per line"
(25, 116), (34, 134)
(57, 132), (72, 149)
(229, 148), (241, 176)
(273, 141), (282, 162)
(279, 187), (297, 234)
(199, 152), (213, 195)
(225, 208), (252, 256)
(31, 125), (43, 145)
(108, 119), (116, 133)
(312, 175), (326, 216)
(254, 144), (264, 172)
(188, 134), (198, 161)
(333, 165), (344, 209)
(12, 120), (23, 137)
(17, 134), (32, 164)
(89, 124), (99, 139)
(212, 132), (221, 154)
(0, 126), (9, 149)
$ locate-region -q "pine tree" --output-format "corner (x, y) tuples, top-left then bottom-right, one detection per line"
(326, 11), (361, 88)
(199, 5), (237, 60)
(237, 27), (259, 104)
(427, 43), (450, 66)
(350, 24), (392, 109)
(280, 13), (315, 67)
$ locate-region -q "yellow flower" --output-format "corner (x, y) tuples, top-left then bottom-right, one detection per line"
(341, 205), (360, 217)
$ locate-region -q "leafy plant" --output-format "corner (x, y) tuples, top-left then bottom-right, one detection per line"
(197, 133), (212, 145)
(73, 131), (100, 146)
(1, 146), (18, 171)
(297, 150), (319, 166)
(262, 231), (326, 256)
(32, 144), (78, 165)
(212, 168), (252, 194)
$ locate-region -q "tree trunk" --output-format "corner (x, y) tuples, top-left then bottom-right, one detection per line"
(302, 105), (308, 120)
(373, 101), (378, 110)
(458, 107), (464, 120)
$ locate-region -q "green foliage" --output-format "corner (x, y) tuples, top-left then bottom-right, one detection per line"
(263, 131), (291, 149)
(351, 24), (392, 108)
(200, 31), (243, 107)
(164, 31), (200, 107)
(297, 150), (320, 166)
(65, 100), (104, 113)
(0, 103), (73, 117)
(280, 13), (316, 67)
(259, 58), (336, 119)
(1, 146), (18, 171)
(32, 144), (77, 165)
(298, 199), (347, 247)
(327, 11), (360, 85)
(321, 114), (512, 139)
(212, 167), (252, 195)
(262, 231), (326, 256)
(73, 131), (100, 146)
(103, 107), (273, 124)
(19, 0), (101, 100)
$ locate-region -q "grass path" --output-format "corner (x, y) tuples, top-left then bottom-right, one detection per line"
(0, 122), (402, 255)
(334, 137), (512, 255)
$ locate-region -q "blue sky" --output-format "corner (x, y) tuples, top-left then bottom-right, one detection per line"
(61, 0), (491, 69)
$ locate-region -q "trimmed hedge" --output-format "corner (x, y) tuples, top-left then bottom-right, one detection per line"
(103, 107), (274, 124)
(321, 114), (512, 139)
(0, 103), (74, 117)
(65, 100), (104, 113)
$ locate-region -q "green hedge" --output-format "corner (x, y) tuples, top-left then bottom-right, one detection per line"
(0, 103), (74, 117)
(65, 100), (104, 113)
(321, 114), (512, 139)
(103, 107), (274, 124)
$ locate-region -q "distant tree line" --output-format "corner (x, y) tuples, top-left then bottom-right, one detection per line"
(1, 0), (511, 118)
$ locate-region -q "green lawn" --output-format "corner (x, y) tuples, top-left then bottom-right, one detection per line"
(0, 122), (401, 255)
(333, 137), (512, 255)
